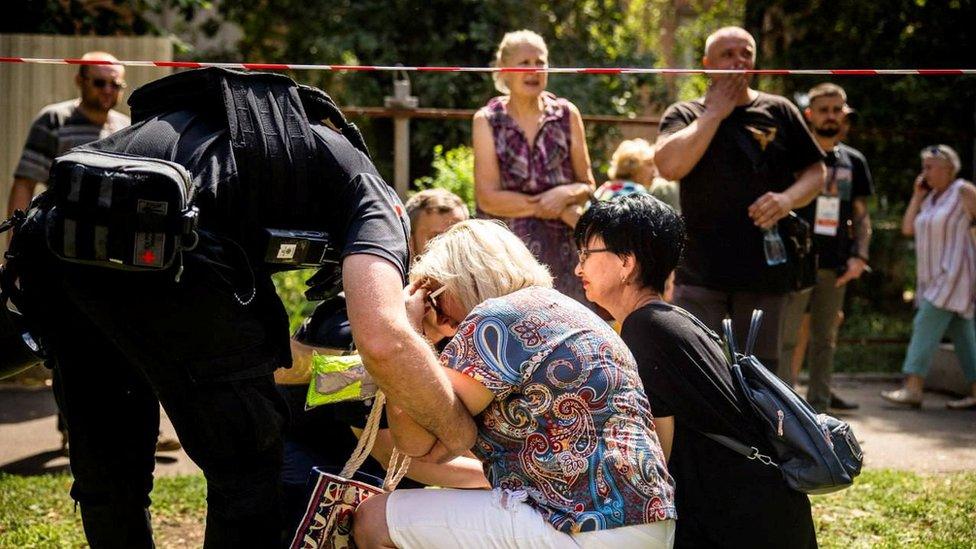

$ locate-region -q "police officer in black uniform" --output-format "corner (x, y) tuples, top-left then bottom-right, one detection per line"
(1, 68), (475, 548)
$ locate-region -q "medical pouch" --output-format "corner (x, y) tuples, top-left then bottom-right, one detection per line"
(45, 150), (199, 272)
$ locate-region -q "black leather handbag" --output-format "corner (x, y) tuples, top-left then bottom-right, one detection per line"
(779, 212), (817, 291)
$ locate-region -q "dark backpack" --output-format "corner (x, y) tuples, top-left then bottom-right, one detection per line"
(705, 309), (863, 494)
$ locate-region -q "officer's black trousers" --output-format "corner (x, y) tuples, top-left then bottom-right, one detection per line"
(47, 257), (289, 549)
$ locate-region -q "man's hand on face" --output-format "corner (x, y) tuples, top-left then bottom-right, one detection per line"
(703, 74), (748, 121)
(748, 191), (792, 229)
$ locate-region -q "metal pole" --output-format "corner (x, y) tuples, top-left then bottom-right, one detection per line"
(393, 116), (410, 200)
(384, 68), (418, 201)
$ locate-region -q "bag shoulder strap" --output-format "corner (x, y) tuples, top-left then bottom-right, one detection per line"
(709, 310), (777, 468)
(721, 317), (738, 361)
(338, 390), (411, 491)
(744, 309), (763, 357)
(699, 431), (778, 468)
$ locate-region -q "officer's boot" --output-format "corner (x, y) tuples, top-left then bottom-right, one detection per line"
(79, 502), (154, 549)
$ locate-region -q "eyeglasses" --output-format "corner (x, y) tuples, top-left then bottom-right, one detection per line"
(576, 247), (612, 265)
(426, 285), (448, 315)
(85, 77), (126, 90)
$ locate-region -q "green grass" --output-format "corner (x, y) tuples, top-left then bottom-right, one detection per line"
(0, 473), (206, 548)
(1, 470), (974, 547)
(812, 470), (976, 548)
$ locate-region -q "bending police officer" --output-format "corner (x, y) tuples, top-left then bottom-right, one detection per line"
(2, 68), (475, 548)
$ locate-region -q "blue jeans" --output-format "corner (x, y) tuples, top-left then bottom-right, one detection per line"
(903, 300), (976, 383)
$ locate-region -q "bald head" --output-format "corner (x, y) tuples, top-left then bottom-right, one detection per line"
(703, 26), (756, 70)
(705, 27), (755, 58)
(78, 51), (124, 79)
(75, 51), (125, 114)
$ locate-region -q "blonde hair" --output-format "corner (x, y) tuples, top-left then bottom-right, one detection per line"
(409, 219), (552, 313)
(492, 29), (548, 94)
(921, 144), (962, 176)
(608, 139), (654, 180)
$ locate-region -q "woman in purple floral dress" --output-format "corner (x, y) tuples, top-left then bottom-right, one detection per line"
(472, 30), (596, 304)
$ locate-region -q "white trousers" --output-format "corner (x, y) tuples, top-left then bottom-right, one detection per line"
(386, 488), (675, 549)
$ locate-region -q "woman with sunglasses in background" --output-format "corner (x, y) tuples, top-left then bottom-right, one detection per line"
(353, 219), (676, 548)
(882, 145), (976, 410)
(472, 30), (596, 306)
(574, 194), (818, 548)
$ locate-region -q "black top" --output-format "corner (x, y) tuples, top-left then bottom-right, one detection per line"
(796, 142), (874, 270)
(659, 92), (825, 292)
(81, 107), (410, 370)
(621, 301), (817, 548)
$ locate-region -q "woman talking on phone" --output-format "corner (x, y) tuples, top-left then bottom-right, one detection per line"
(882, 145), (976, 410)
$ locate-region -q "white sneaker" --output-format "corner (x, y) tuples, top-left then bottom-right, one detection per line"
(880, 387), (923, 408)
(946, 395), (976, 410)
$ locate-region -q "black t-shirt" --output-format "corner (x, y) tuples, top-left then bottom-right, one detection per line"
(796, 143), (873, 270)
(82, 108), (410, 369)
(621, 302), (816, 548)
(659, 92), (825, 292)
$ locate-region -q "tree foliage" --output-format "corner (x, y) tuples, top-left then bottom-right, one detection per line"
(216, 0), (677, 181)
(744, 0), (976, 209)
(4, 0), (209, 35)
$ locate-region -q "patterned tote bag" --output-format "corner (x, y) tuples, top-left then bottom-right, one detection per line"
(289, 391), (410, 549)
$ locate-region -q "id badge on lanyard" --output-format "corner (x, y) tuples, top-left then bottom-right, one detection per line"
(814, 164), (841, 236)
(814, 195), (841, 236)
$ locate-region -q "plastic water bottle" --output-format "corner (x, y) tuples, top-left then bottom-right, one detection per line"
(763, 227), (788, 266)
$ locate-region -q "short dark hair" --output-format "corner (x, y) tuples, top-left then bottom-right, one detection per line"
(808, 82), (847, 105)
(404, 188), (468, 227)
(574, 194), (685, 293)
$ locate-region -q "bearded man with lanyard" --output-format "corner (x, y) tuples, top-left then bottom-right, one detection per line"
(780, 82), (873, 412)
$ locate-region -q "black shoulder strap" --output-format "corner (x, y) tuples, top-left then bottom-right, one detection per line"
(722, 317), (738, 359)
(297, 85), (370, 159)
(699, 431), (778, 468)
(745, 309), (763, 357)
(219, 71), (316, 224)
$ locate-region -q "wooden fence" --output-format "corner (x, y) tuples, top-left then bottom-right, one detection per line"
(0, 34), (173, 258)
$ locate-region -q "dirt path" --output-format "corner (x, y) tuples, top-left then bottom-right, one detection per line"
(3, 378), (974, 476)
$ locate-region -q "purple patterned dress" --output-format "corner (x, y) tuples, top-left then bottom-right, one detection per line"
(480, 93), (586, 303)
(441, 287), (676, 533)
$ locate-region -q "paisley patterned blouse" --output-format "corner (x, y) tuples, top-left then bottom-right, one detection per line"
(479, 93), (587, 304)
(441, 287), (676, 533)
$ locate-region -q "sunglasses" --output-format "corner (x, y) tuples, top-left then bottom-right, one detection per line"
(85, 77), (126, 90)
(426, 285), (448, 314)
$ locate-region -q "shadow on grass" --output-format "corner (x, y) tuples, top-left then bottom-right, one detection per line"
(0, 451), (178, 476)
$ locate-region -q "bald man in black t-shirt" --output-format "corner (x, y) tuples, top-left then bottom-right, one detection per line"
(655, 26), (826, 374)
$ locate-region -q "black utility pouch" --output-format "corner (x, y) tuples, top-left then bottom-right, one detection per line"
(45, 150), (199, 274)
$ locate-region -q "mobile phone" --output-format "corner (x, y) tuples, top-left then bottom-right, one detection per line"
(920, 178), (931, 191)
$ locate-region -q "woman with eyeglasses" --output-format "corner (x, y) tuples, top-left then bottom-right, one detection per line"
(574, 194), (818, 548)
(472, 30), (596, 305)
(352, 219), (676, 548)
(882, 144), (976, 410)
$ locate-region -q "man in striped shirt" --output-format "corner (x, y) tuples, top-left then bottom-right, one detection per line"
(7, 51), (129, 219)
(6, 52), (184, 452)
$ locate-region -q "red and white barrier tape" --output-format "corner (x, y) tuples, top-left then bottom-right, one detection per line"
(1, 57), (974, 75)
